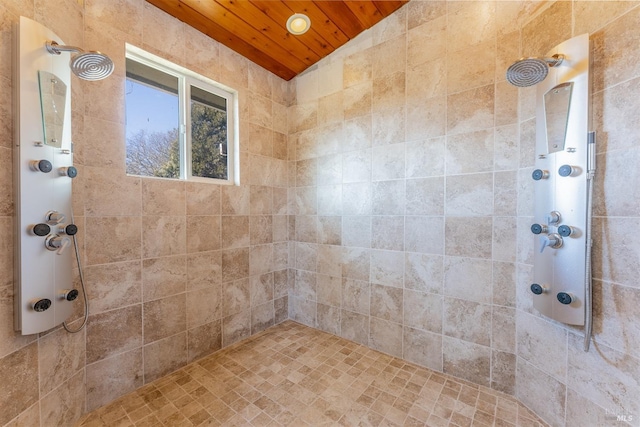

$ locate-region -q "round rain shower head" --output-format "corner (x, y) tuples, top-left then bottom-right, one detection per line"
(70, 51), (114, 81)
(505, 54), (564, 87)
(46, 40), (114, 81)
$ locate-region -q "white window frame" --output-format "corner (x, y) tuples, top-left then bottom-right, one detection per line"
(125, 44), (239, 185)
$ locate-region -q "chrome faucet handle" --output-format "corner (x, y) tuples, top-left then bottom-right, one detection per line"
(546, 211), (561, 225)
(540, 233), (563, 253)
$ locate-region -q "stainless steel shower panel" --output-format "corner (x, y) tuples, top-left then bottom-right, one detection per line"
(531, 34), (591, 326)
(14, 17), (76, 334)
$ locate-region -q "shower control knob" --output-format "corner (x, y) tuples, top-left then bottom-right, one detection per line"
(557, 292), (573, 305)
(530, 284), (546, 295)
(45, 235), (71, 255)
(539, 233), (563, 253)
(60, 289), (79, 302)
(33, 298), (52, 312)
(57, 224), (78, 236)
(532, 169), (549, 181)
(32, 223), (51, 236)
(46, 211), (66, 225)
(58, 166), (78, 178)
(30, 159), (53, 173)
(557, 225), (574, 237)
(558, 164), (576, 177)
(530, 223), (548, 235)
(546, 211), (561, 225)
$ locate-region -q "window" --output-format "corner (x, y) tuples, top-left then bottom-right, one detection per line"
(125, 45), (237, 183)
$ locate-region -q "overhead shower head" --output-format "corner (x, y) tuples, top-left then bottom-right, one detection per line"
(45, 40), (114, 81)
(505, 54), (564, 87)
(69, 51), (114, 81)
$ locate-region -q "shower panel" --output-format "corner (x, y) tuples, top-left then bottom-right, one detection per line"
(514, 34), (594, 331)
(14, 17), (78, 334)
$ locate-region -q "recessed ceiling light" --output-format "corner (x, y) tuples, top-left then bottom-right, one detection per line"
(286, 13), (310, 35)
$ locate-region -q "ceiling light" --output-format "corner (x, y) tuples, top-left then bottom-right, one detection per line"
(286, 13), (310, 35)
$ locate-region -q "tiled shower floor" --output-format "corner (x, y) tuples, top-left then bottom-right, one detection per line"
(76, 321), (548, 427)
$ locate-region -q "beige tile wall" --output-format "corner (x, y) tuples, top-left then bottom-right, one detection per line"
(287, 2), (640, 427)
(2, 1), (640, 427)
(0, 0), (291, 425)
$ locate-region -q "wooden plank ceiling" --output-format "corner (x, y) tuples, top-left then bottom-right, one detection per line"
(145, 0), (408, 80)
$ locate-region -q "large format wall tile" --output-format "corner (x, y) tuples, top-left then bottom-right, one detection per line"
(0, 342), (38, 426)
(186, 216), (221, 253)
(442, 336), (490, 387)
(447, 39), (496, 95)
(443, 297), (491, 346)
(142, 179), (185, 216)
(443, 256), (492, 304)
(142, 216), (187, 258)
(38, 326), (85, 396)
(85, 349), (143, 411)
(85, 217), (142, 265)
(85, 261), (142, 314)
(340, 309), (369, 346)
(82, 116), (126, 169)
(370, 284), (403, 323)
(404, 252), (443, 294)
(445, 173), (494, 216)
(407, 15), (445, 67)
(251, 301), (275, 333)
(444, 217), (493, 258)
(40, 370), (85, 427)
(446, 129), (494, 175)
(565, 388), (611, 427)
(143, 294), (187, 344)
(403, 326), (442, 371)
(143, 333), (188, 383)
(593, 280), (640, 354)
(141, 256), (186, 303)
(521, 1), (572, 58)
(516, 312), (567, 381)
(446, 85), (495, 135)
(403, 289), (442, 333)
(594, 146), (640, 217)
(369, 317), (402, 357)
(367, 256), (401, 297)
(187, 286), (222, 329)
(592, 6), (640, 93)
(567, 333), (640, 421)
(491, 350), (515, 395)
(592, 76), (640, 154)
(86, 306), (142, 364)
(187, 319), (222, 363)
(0, 283), (36, 359)
(516, 358), (566, 427)
(592, 217), (640, 289)
(187, 251), (222, 291)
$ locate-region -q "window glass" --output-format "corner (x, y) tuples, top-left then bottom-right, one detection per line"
(190, 85), (228, 180)
(125, 59), (180, 178)
(125, 47), (236, 184)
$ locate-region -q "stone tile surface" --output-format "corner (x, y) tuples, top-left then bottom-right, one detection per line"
(76, 321), (549, 427)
